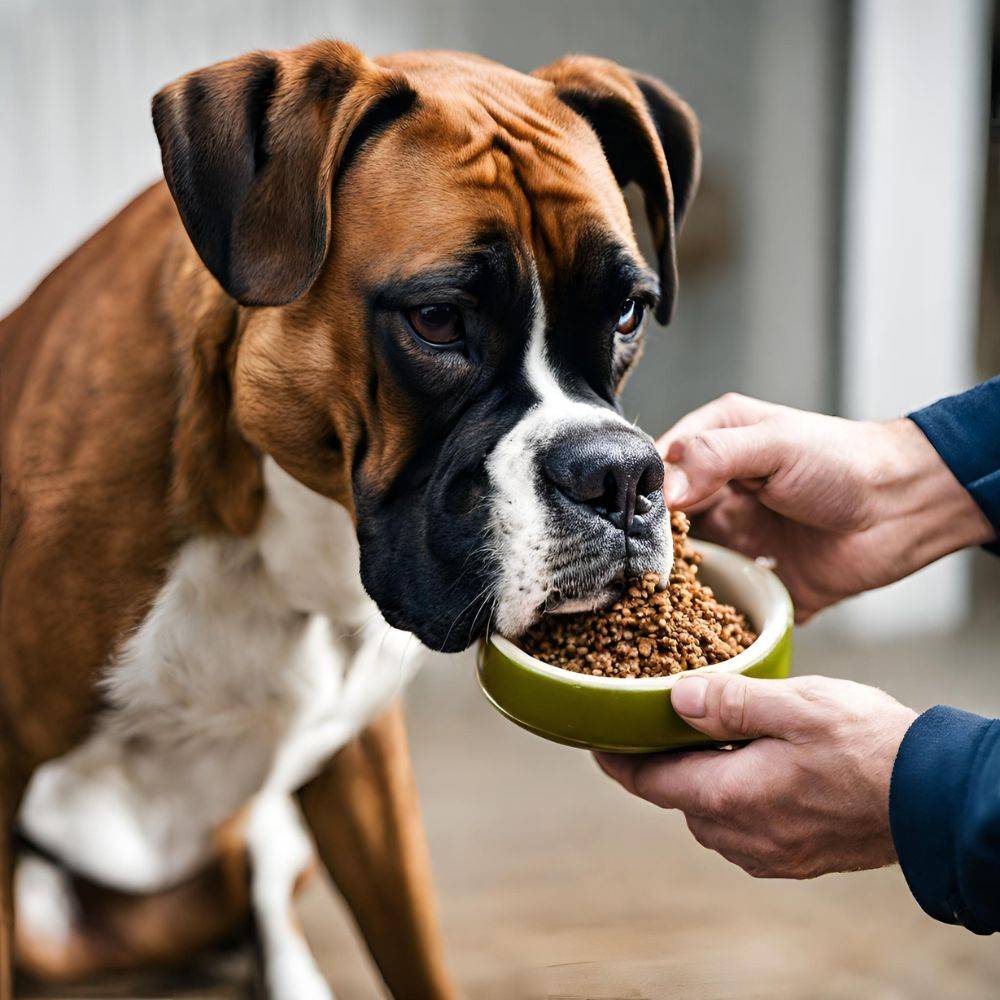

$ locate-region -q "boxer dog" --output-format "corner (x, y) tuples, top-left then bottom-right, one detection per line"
(0, 41), (698, 998)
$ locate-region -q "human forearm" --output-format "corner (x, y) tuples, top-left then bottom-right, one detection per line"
(874, 418), (996, 574)
(891, 706), (1000, 935)
(908, 375), (1000, 551)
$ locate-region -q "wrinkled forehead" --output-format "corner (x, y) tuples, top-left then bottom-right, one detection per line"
(330, 64), (643, 294)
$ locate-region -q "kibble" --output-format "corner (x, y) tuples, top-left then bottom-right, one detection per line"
(519, 512), (757, 678)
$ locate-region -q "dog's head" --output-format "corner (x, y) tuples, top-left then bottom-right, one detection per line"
(153, 42), (699, 651)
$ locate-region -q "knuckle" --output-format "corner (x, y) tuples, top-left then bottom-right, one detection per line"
(770, 823), (801, 855)
(701, 771), (741, 821)
(718, 677), (751, 734)
(792, 675), (829, 697)
(630, 760), (662, 803)
(757, 829), (817, 878)
(753, 845), (793, 879)
(757, 414), (791, 454)
(698, 783), (729, 821)
(759, 413), (787, 438)
(685, 816), (716, 850)
(752, 864), (783, 880)
(691, 431), (728, 473)
(773, 850), (810, 880)
(742, 856), (771, 879)
(790, 675), (839, 714)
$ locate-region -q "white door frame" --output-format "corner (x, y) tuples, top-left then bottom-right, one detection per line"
(837, 0), (992, 637)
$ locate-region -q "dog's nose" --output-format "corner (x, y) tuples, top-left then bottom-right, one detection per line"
(542, 429), (665, 532)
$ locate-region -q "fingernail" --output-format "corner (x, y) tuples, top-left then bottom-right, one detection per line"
(672, 675), (708, 718)
(665, 467), (689, 505)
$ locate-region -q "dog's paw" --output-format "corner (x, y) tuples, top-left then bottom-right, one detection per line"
(266, 951), (335, 1000)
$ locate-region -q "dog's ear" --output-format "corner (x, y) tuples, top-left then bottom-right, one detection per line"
(153, 42), (416, 306)
(533, 56), (700, 324)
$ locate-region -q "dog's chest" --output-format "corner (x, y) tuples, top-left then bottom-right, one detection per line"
(19, 460), (421, 892)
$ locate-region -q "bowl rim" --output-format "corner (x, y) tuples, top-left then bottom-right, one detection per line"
(486, 540), (793, 691)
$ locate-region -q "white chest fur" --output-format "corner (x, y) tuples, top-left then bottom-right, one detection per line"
(18, 459), (422, 893)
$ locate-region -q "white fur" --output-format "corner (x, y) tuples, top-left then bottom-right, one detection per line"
(17, 457), (421, 994)
(14, 282), (665, 992)
(14, 856), (78, 952)
(246, 794), (334, 1000)
(486, 284), (670, 636)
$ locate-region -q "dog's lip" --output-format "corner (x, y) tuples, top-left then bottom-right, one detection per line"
(539, 582), (622, 617)
(525, 539), (670, 625)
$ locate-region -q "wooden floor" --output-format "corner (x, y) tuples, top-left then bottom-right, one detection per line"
(16, 950), (255, 999)
(17, 557), (1000, 999)
(309, 572), (1000, 1000)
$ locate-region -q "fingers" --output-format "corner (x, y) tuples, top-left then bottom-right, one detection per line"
(657, 395), (782, 511)
(693, 489), (771, 550)
(595, 747), (736, 815)
(664, 423), (788, 509)
(684, 815), (808, 879)
(693, 498), (826, 621)
(656, 393), (775, 459)
(671, 674), (823, 742)
(680, 484), (734, 516)
(684, 815), (760, 872)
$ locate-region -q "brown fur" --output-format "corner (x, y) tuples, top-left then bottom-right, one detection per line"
(0, 40), (698, 998)
(298, 701), (455, 999)
(15, 817), (251, 983)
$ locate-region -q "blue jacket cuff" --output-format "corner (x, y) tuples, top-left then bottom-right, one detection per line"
(890, 705), (1000, 934)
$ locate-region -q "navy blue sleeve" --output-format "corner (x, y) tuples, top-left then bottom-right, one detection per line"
(908, 375), (1000, 553)
(890, 706), (1000, 934)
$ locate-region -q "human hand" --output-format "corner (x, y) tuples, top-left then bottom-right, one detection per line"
(595, 672), (918, 878)
(658, 394), (994, 622)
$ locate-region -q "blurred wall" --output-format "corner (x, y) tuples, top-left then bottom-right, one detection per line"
(5, 0), (995, 635)
(0, 0), (845, 434)
(835, 0), (993, 637)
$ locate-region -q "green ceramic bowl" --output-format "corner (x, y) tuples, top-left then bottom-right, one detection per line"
(478, 541), (794, 753)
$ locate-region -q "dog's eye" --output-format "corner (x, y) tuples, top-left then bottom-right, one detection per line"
(406, 304), (464, 347)
(615, 298), (644, 341)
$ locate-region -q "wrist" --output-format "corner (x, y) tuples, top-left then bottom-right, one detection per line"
(877, 418), (995, 565)
(872, 700), (920, 861)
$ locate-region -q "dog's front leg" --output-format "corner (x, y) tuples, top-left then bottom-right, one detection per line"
(0, 798), (11, 1000)
(0, 758), (27, 1000)
(297, 700), (457, 1000)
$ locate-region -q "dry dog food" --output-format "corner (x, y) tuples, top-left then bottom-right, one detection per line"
(520, 512), (757, 678)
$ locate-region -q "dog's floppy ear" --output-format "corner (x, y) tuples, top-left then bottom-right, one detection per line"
(533, 56), (700, 324)
(153, 41), (416, 306)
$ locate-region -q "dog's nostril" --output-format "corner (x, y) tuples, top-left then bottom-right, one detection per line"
(637, 460), (664, 499)
(542, 432), (664, 532)
(592, 472), (619, 514)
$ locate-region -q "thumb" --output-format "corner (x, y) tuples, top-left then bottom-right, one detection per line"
(671, 673), (816, 742)
(664, 423), (786, 509)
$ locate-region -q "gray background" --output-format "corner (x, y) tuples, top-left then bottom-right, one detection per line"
(4, 3), (1000, 998)
(0, 0), (843, 426)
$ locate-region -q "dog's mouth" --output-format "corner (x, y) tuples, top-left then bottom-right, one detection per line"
(540, 565), (627, 615)
(536, 583), (622, 623)
(495, 523), (672, 638)
(543, 586), (618, 614)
